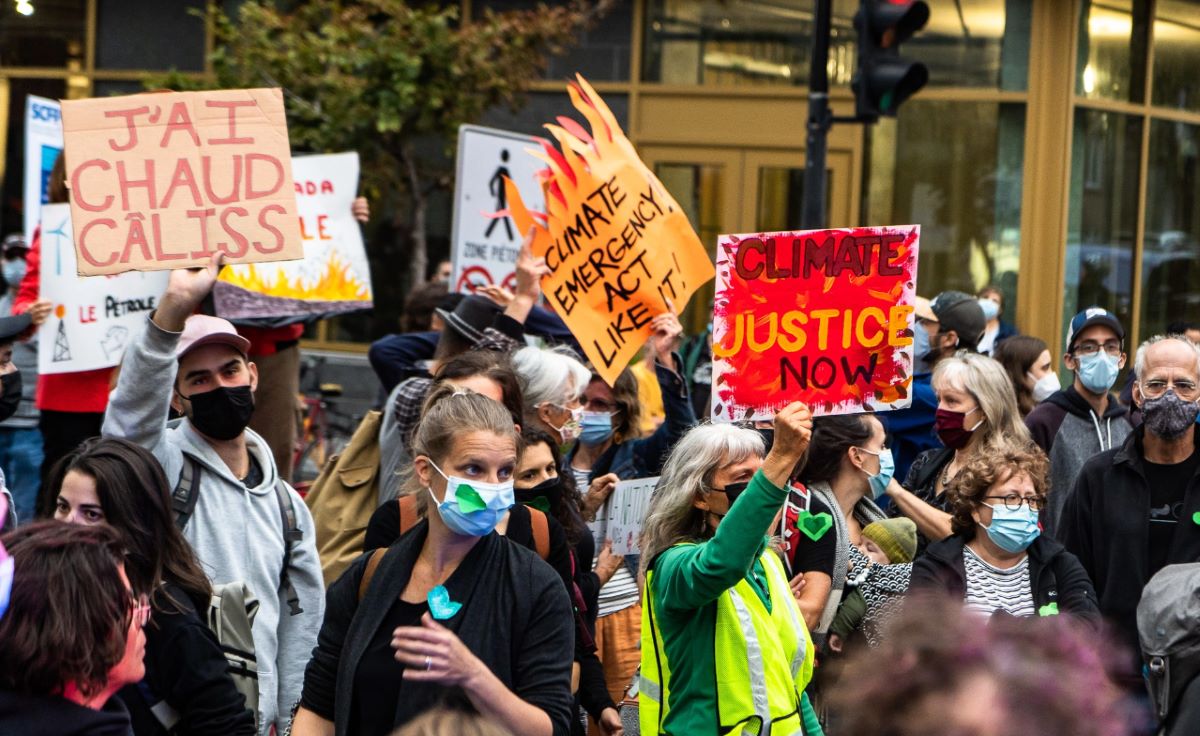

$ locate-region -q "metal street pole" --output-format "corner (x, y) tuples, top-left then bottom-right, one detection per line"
(802, 0), (833, 229)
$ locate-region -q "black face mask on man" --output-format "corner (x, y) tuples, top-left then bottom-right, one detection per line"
(0, 371), (21, 423)
(1142, 389), (1200, 440)
(183, 385), (255, 441)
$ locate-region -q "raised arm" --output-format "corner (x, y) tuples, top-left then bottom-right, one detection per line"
(653, 403), (813, 611)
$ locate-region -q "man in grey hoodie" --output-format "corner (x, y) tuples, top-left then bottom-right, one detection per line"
(103, 256), (324, 736)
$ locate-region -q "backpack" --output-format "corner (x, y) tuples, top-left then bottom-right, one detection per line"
(165, 455), (304, 729)
(1138, 563), (1200, 729)
(304, 410), (382, 587)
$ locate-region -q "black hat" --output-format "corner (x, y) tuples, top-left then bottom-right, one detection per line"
(1, 234), (27, 255)
(435, 294), (501, 344)
(1066, 307), (1124, 353)
(0, 314), (31, 343)
(930, 290), (986, 350)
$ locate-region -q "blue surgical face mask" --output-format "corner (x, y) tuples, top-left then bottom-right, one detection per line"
(1, 260), (26, 288)
(1075, 352), (1120, 394)
(913, 324), (932, 373)
(427, 460), (514, 537)
(978, 298), (1000, 322)
(857, 447), (895, 499)
(981, 503), (1040, 554)
(578, 411), (615, 446)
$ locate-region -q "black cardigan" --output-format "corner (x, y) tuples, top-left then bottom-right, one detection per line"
(910, 533), (1101, 622)
(300, 523), (575, 736)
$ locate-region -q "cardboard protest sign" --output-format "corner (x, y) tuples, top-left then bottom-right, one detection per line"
(214, 151), (371, 320)
(36, 204), (168, 375)
(504, 76), (715, 386)
(608, 476), (659, 555)
(60, 88), (303, 276)
(451, 126), (547, 293)
(711, 226), (920, 421)
(24, 95), (63, 244)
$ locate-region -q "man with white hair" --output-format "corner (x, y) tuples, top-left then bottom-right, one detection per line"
(1061, 334), (1200, 680)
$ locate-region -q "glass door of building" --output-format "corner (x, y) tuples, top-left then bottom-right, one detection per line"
(643, 145), (858, 331)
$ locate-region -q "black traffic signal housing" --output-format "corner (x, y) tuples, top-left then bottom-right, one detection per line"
(852, 1), (930, 120)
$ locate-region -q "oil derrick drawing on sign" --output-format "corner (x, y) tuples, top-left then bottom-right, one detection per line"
(52, 309), (71, 362)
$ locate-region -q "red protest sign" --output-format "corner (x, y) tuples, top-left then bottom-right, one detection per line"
(711, 226), (920, 421)
(60, 88), (303, 276)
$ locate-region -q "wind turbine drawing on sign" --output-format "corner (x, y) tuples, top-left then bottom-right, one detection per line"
(44, 215), (70, 276)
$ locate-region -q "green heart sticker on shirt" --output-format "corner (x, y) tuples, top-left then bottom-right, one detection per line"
(1038, 602), (1059, 617)
(795, 510), (833, 541)
(1193, 511), (1200, 526)
(454, 484), (487, 513)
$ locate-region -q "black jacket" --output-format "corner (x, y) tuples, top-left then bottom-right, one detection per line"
(910, 533), (1100, 622)
(300, 523), (575, 736)
(0, 691), (134, 736)
(1060, 426), (1200, 663)
(117, 583), (256, 736)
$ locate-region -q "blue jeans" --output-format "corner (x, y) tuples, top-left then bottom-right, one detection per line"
(0, 427), (44, 524)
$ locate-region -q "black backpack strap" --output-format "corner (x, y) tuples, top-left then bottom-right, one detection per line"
(171, 455), (203, 530)
(274, 479), (304, 616)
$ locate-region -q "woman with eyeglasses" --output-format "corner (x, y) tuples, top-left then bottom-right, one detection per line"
(0, 521), (150, 735)
(638, 403), (819, 736)
(909, 446), (1099, 620)
(49, 438), (256, 736)
(884, 352), (1033, 554)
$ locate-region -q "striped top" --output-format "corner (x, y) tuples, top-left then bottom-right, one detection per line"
(962, 546), (1035, 618)
(578, 466), (641, 617)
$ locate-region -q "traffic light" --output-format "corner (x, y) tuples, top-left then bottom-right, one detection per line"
(852, 1), (930, 119)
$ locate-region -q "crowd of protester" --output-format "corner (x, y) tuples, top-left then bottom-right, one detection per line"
(2, 197), (1200, 736)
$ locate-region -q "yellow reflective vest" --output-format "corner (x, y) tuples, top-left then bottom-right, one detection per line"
(640, 546), (816, 736)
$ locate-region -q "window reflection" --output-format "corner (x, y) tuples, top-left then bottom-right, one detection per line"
(757, 167), (830, 231)
(866, 101), (1025, 312)
(1064, 110), (1141, 334)
(1151, 0), (1200, 111)
(642, 0), (1029, 89)
(0, 0), (87, 68)
(1140, 119), (1200, 338)
(1076, 0), (1150, 103)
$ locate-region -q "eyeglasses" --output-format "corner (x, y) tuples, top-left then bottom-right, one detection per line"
(130, 593), (152, 628)
(1140, 379), (1200, 400)
(983, 494), (1045, 512)
(1073, 340), (1122, 357)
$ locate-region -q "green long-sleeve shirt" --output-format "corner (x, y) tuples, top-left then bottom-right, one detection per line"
(649, 469), (787, 736)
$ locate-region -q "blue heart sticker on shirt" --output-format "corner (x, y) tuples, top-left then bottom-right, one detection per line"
(427, 585), (462, 620)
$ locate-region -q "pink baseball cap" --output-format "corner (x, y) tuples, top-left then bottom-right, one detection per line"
(176, 314), (251, 360)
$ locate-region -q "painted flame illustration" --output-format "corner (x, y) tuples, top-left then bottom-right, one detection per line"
(503, 75), (688, 253)
(219, 252), (371, 302)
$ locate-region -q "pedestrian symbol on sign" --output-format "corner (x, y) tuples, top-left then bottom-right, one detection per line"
(485, 150), (514, 241)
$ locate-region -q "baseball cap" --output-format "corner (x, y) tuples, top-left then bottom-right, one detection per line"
(929, 290), (986, 350)
(1, 234), (27, 256)
(176, 314), (251, 361)
(1066, 307), (1124, 353)
(435, 294), (501, 344)
(913, 296), (937, 323)
(0, 314), (31, 343)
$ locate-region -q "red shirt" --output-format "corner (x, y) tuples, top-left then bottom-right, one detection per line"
(13, 228), (112, 414)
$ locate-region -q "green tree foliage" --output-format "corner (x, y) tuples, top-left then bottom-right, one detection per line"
(152, 0), (608, 288)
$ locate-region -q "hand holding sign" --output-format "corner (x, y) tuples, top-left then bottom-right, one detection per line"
(762, 402), (814, 488)
(505, 227), (550, 324)
(156, 254), (224, 333)
(648, 305), (683, 368)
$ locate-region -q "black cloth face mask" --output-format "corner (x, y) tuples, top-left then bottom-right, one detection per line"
(184, 385), (255, 441)
(0, 372), (21, 423)
(516, 476), (564, 514)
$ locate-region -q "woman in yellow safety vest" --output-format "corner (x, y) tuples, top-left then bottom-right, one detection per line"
(639, 402), (823, 736)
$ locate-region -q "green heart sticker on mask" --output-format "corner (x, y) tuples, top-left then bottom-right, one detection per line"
(454, 484), (487, 513)
(795, 510), (833, 541)
(526, 496), (551, 514)
(1038, 602), (1059, 617)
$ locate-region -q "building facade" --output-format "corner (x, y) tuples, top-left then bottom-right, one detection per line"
(1, 0), (1198, 354)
